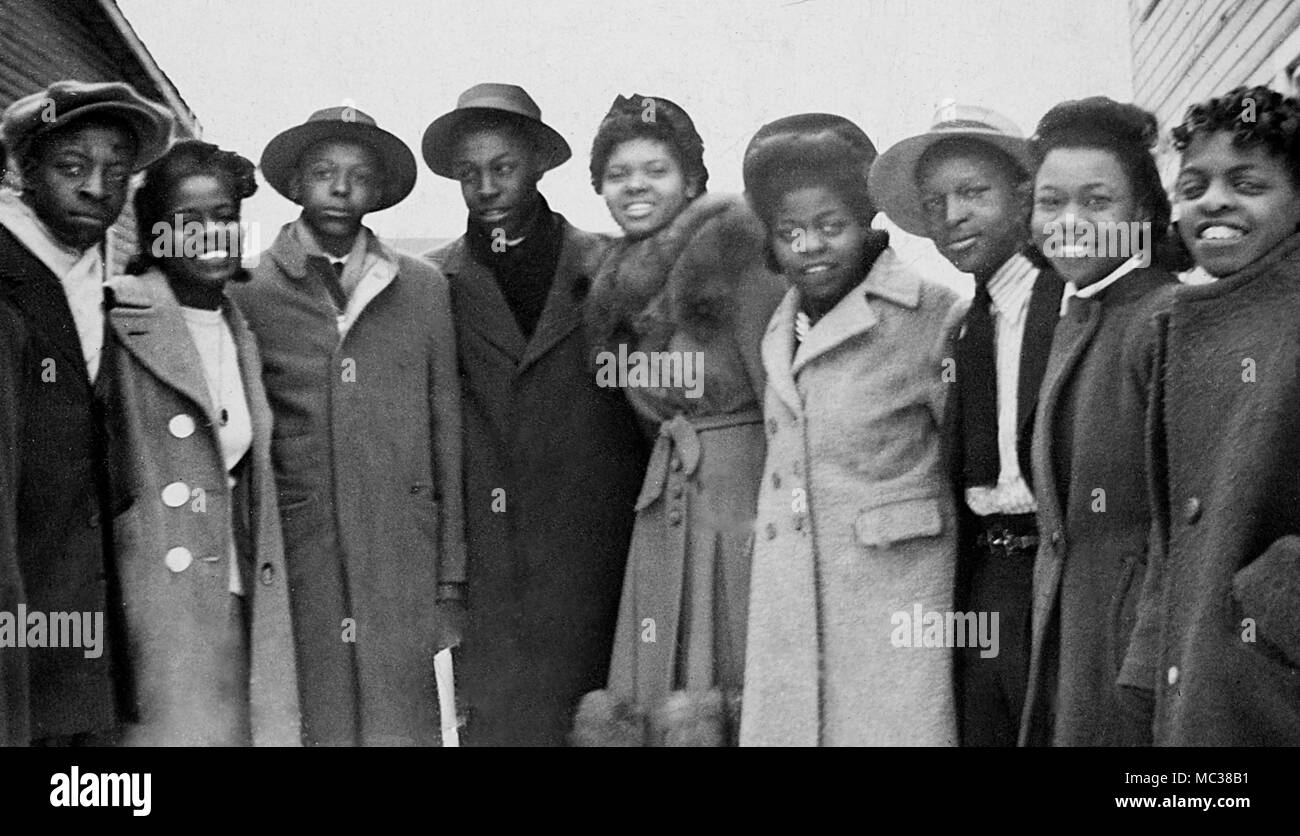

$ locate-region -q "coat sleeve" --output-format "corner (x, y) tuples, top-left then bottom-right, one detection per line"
(927, 290), (969, 429)
(0, 303), (30, 747)
(733, 266), (787, 404)
(420, 260), (468, 602)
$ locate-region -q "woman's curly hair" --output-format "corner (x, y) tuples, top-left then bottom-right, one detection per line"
(1172, 85), (1300, 186)
(590, 94), (708, 195)
(1029, 96), (1185, 270)
(128, 139), (257, 275)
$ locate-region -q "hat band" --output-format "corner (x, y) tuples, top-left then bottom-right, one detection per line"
(933, 119), (1001, 131)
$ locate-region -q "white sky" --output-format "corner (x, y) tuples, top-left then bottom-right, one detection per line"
(118, 0), (1134, 288)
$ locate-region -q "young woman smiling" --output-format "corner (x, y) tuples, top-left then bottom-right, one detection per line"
(739, 114), (966, 747)
(102, 140), (299, 746)
(572, 94), (784, 746)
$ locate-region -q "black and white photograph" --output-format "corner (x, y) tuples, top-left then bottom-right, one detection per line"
(0, 0), (1297, 815)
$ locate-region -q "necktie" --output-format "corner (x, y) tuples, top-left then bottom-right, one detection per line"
(959, 281), (1000, 487)
(324, 260), (348, 310)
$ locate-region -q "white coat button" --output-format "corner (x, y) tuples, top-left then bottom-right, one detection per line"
(168, 414), (196, 438)
(161, 482), (190, 508)
(1167, 665), (1179, 686)
(165, 547), (193, 573)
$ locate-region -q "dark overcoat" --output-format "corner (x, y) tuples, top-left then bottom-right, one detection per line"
(1, 300), (30, 746)
(0, 225), (119, 740)
(428, 219), (648, 747)
(1118, 233), (1300, 745)
(233, 226), (466, 746)
(1019, 266), (1176, 746)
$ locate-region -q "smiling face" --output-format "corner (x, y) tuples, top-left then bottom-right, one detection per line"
(22, 121), (138, 251)
(1174, 130), (1300, 277)
(450, 127), (542, 240)
(289, 139), (382, 256)
(600, 137), (696, 240)
(770, 185), (870, 311)
(917, 147), (1029, 277)
(157, 173), (243, 292)
(1031, 146), (1146, 286)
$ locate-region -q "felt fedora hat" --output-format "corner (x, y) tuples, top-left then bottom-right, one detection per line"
(1, 79), (175, 170)
(260, 106), (417, 211)
(422, 83), (571, 178)
(868, 102), (1031, 236)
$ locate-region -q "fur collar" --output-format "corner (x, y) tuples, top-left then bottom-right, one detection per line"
(585, 192), (767, 353)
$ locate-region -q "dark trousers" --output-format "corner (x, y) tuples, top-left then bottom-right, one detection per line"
(955, 515), (1035, 747)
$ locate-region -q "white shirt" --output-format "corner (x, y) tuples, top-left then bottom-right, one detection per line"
(964, 252), (1049, 517)
(180, 305), (252, 596)
(0, 190), (106, 381)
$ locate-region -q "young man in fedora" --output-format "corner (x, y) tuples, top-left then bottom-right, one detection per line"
(232, 106), (466, 746)
(0, 79), (174, 745)
(871, 103), (1063, 747)
(423, 83), (647, 746)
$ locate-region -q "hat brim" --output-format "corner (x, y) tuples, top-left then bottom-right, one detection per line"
(25, 100), (173, 170)
(868, 130), (1031, 237)
(421, 108), (571, 178)
(260, 120), (417, 211)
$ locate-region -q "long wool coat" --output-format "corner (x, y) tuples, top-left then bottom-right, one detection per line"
(742, 247), (967, 746)
(0, 301), (30, 746)
(103, 270), (301, 746)
(1019, 266), (1176, 746)
(428, 218), (648, 747)
(233, 226), (466, 746)
(1118, 232), (1300, 745)
(574, 194), (784, 745)
(0, 225), (119, 740)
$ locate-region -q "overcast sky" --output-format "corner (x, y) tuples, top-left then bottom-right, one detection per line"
(118, 0), (1133, 288)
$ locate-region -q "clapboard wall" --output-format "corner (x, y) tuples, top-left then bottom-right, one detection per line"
(1130, 0), (1300, 180)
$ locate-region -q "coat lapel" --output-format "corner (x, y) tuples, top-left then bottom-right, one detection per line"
(0, 227), (92, 394)
(761, 287), (802, 415)
(106, 271), (218, 425)
(791, 248), (918, 376)
(518, 223), (588, 375)
(437, 238), (528, 363)
(1016, 267), (1065, 442)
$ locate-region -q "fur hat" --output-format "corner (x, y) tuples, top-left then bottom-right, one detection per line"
(742, 113), (878, 225)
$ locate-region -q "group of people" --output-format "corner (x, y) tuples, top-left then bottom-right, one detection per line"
(0, 73), (1297, 747)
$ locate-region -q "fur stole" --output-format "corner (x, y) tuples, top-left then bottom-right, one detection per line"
(585, 192), (767, 356)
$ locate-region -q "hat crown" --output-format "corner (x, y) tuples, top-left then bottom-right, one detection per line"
(454, 83), (542, 121)
(304, 105), (378, 128)
(927, 102), (1023, 138)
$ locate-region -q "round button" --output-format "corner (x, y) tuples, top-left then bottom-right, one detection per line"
(161, 481), (190, 508)
(765, 523), (777, 540)
(164, 547), (193, 573)
(794, 516), (804, 532)
(671, 485), (683, 499)
(767, 418), (778, 438)
(1183, 497), (1201, 524)
(168, 414), (196, 439)
(670, 456), (683, 472)
(772, 473), (782, 490)
(87, 511), (99, 529)
(1167, 665), (1179, 686)
(1051, 530), (1062, 545)
(668, 510), (683, 526)
(260, 563), (275, 585)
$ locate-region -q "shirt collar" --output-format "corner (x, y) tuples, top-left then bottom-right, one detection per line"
(0, 189), (100, 276)
(984, 251), (1039, 321)
(1059, 255), (1144, 315)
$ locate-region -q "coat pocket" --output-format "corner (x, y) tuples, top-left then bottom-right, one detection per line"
(1232, 534), (1300, 670)
(853, 485), (944, 548)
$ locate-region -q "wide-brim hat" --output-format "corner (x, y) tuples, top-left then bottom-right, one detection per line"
(868, 102), (1031, 236)
(1, 79), (175, 170)
(260, 106), (416, 211)
(422, 83), (571, 178)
